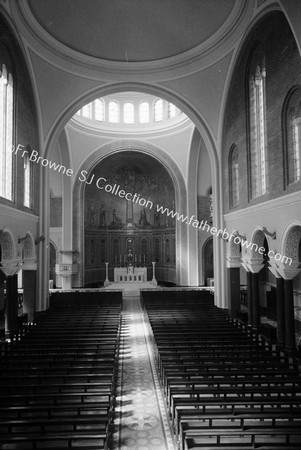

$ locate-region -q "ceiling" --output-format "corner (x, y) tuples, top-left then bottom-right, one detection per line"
(27, 0), (237, 62)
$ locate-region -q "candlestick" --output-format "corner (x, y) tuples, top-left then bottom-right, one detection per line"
(104, 262), (110, 286)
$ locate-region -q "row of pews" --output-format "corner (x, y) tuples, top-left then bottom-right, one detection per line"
(142, 291), (301, 450)
(0, 291), (122, 449)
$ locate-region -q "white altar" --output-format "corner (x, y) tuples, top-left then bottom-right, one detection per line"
(114, 267), (147, 283)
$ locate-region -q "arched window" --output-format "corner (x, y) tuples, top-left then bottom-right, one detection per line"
(95, 98), (104, 121)
(82, 102), (92, 119)
(0, 63), (13, 200)
(248, 52), (267, 198)
(123, 102), (134, 124)
(24, 150), (31, 208)
(154, 99), (163, 122)
(168, 102), (176, 118)
(108, 101), (119, 123)
(285, 88), (301, 184)
(139, 102), (149, 123)
(229, 145), (239, 208)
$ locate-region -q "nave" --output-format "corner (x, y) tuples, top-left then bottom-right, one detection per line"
(1, 291), (301, 450)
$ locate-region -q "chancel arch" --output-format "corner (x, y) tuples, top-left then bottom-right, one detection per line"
(73, 143), (188, 287)
(82, 151), (175, 286)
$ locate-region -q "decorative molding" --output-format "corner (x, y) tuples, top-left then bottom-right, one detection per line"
(262, 227), (276, 239)
(224, 191), (301, 221)
(0, 203), (39, 222)
(55, 263), (79, 277)
(284, 226), (301, 260)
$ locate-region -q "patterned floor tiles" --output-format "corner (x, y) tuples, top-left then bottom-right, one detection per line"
(112, 297), (176, 450)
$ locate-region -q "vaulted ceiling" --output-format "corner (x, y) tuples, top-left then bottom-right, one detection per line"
(27, 0), (237, 62)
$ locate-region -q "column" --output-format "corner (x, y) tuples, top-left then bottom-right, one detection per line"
(228, 267), (240, 319)
(271, 260), (300, 354)
(284, 279), (295, 353)
(5, 274), (18, 340)
(23, 270), (36, 322)
(55, 250), (78, 290)
(243, 258), (264, 329)
(247, 271), (253, 325)
(0, 270), (6, 314)
(276, 277), (285, 347)
(251, 272), (260, 329)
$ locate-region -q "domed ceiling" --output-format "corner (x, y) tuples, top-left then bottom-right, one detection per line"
(27, 0), (237, 62)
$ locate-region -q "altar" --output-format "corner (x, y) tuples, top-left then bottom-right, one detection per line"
(114, 267), (147, 283)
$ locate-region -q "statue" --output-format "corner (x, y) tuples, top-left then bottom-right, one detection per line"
(99, 204), (106, 227)
(88, 202), (96, 226)
(154, 211), (160, 228)
(139, 208), (150, 227)
(127, 248), (134, 267)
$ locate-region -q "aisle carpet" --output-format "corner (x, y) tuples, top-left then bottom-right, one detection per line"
(112, 297), (176, 450)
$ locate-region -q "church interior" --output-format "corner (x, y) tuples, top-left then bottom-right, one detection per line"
(1, 1), (301, 449)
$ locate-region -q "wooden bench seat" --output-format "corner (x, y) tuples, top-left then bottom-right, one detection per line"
(179, 416), (301, 450)
(175, 409), (301, 447)
(0, 431), (108, 449)
(1, 347), (118, 357)
(0, 402), (111, 419)
(166, 376), (301, 402)
(0, 365), (116, 376)
(169, 384), (301, 410)
(176, 407), (301, 437)
(0, 373), (114, 384)
(0, 355), (116, 365)
(184, 427), (301, 449)
(1, 391), (113, 406)
(173, 397), (301, 426)
(0, 414), (109, 433)
(0, 381), (114, 394)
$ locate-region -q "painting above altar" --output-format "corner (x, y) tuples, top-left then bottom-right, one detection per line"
(84, 151), (175, 230)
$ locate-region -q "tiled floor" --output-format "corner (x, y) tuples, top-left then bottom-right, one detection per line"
(112, 297), (176, 450)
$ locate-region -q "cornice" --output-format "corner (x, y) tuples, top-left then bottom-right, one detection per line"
(224, 191), (301, 221)
(67, 115), (193, 139)
(0, 204), (39, 223)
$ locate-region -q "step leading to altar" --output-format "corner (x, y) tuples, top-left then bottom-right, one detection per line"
(104, 281), (155, 297)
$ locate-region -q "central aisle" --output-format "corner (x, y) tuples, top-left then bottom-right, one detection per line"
(112, 297), (176, 450)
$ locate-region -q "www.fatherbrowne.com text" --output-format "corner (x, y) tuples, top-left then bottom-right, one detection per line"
(13, 144), (292, 266)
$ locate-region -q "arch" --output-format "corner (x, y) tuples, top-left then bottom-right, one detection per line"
(49, 240), (58, 289)
(38, 82), (220, 306)
(202, 236), (214, 286)
(228, 144), (239, 208)
(249, 227), (267, 259)
(23, 232), (36, 260)
(95, 98), (105, 121)
(282, 85), (301, 186)
(227, 230), (241, 258)
(73, 141), (187, 286)
(0, 229), (16, 260)
(281, 222), (301, 262)
(154, 98), (163, 122)
(108, 100), (119, 123)
(123, 102), (134, 124)
(139, 101), (149, 123)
